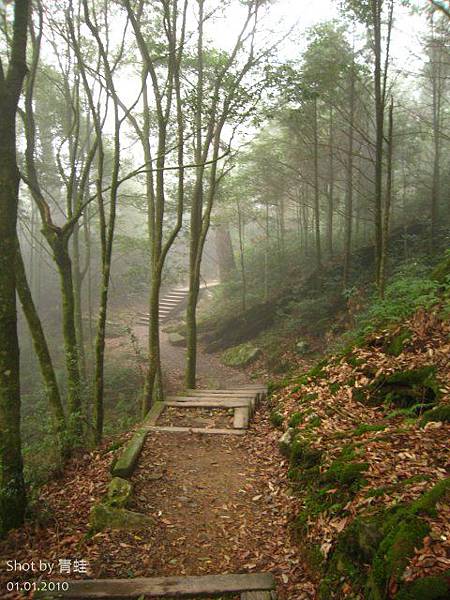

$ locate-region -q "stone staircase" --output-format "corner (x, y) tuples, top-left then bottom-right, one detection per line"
(136, 281), (220, 326)
(136, 288), (189, 325)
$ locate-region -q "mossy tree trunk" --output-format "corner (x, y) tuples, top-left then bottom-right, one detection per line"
(370, 0), (393, 290)
(15, 239), (68, 459)
(72, 217), (87, 381)
(215, 223), (236, 284)
(143, 266), (163, 416)
(21, 10), (99, 446)
(185, 1), (261, 388)
(0, 0), (30, 537)
(312, 94), (322, 270)
(429, 15), (443, 254)
(79, 0), (122, 442)
(327, 106), (334, 258)
(185, 0), (205, 390)
(379, 96), (394, 298)
(52, 235), (83, 439)
(124, 0), (187, 411)
(343, 52), (355, 289)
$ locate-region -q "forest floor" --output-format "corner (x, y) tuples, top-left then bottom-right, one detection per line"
(0, 305), (315, 599)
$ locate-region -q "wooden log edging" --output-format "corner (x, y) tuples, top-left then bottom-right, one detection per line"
(35, 572), (276, 598)
(110, 429), (147, 479)
(110, 402), (165, 479)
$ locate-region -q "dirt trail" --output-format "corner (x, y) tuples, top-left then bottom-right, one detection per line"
(0, 306), (314, 600)
(133, 323), (251, 392)
(120, 317), (312, 598)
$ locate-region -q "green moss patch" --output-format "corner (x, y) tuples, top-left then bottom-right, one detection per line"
(384, 328), (412, 356)
(353, 423), (386, 436)
(295, 447), (449, 600)
(410, 477), (450, 516)
(431, 252), (450, 283)
(369, 515), (430, 597)
(290, 439), (322, 470)
(222, 342), (261, 367)
(269, 410), (284, 428)
(363, 365), (439, 409)
(106, 477), (132, 508)
(419, 404), (450, 427)
(168, 332), (186, 347)
(288, 412), (303, 427)
(328, 382), (341, 394)
(395, 571), (450, 600)
(89, 503), (153, 533)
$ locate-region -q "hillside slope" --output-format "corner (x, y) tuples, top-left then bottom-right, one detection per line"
(269, 306), (450, 599)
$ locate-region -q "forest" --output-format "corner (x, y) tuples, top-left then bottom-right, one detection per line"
(0, 0), (449, 599)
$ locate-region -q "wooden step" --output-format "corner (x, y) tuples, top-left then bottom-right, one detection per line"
(241, 591), (277, 600)
(164, 399), (251, 408)
(187, 386), (266, 392)
(144, 425), (245, 435)
(233, 406), (250, 429)
(168, 395), (253, 402)
(35, 572), (276, 598)
(185, 390), (258, 397)
(169, 396), (255, 417)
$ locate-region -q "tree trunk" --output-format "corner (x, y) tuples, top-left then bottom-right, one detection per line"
(372, 0), (384, 286)
(237, 199), (246, 313)
(371, 0), (393, 289)
(15, 240), (68, 459)
(264, 199), (270, 302)
(72, 221), (87, 380)
(313, 94), (322, 269)
(215, 223), (236, 283)
(51, 237), (82, 440)
(185, 0), (204, 390)
(327, 106), (334, 258)
(379, 97), (394, 298)
(430, 20), (442, 253)
(186, 274), (200, 389)
(143, 269), (163, 416)
(343, 56), (356, 289)
(0, 0), (30, 536)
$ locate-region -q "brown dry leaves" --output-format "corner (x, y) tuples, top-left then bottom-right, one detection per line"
(272, 309), (450, 591)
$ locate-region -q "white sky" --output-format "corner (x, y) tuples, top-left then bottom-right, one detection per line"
(207, 0), (427, 65)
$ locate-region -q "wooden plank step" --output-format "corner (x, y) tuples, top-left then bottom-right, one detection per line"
(168, 394), (252, 401)
(144, 425), (245, 435)
(241, 591), (277, 600)
(164, 399), (251, 408)
(35, 572), (276, 598)
(233, 406), (250, 429)
(187, 387), (266, 392)
(227, 385), (267, 389)
(185, 390), (258, 397)
(168, 396), (256, 416)
(187, 386), (265, 390)
(170, 395), (253, 402)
